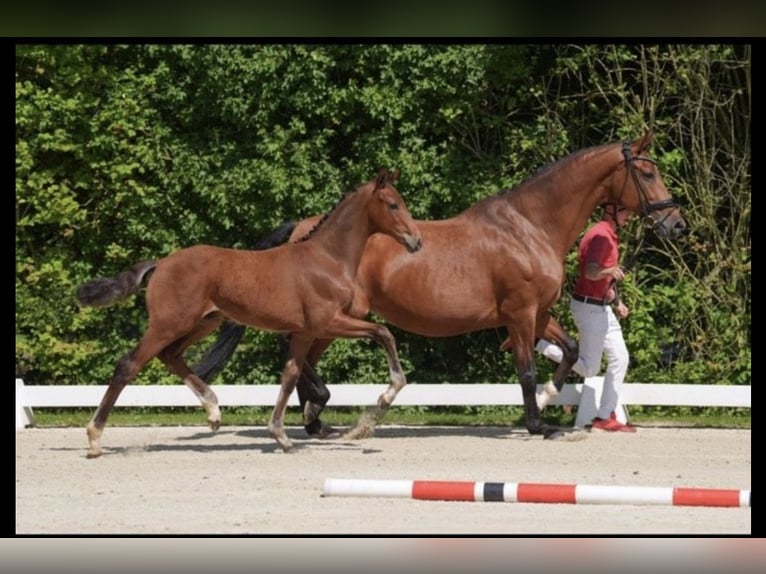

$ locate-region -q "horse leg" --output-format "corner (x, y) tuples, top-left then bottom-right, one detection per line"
(86, 334), (168, 458)
(86, 351), (136, 458)
(534, 314), (579, 410)
(300, 338), (335, 437)
(183, 376), (221, 431)
(268, 335), (313, 452)
(292, 281), (374, 439)
(279, 335), (334, 437)
(317, 315), (407, 440)
(500, 327), (564, 440)
(158, 316), (225, 430)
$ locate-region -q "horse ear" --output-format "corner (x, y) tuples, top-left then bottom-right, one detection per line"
(375, 168), (388, 189)
(636, 131), (655, 154)
(390, 169), (400, 183)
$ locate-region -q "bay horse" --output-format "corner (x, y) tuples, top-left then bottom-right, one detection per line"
(194, 132), (686, 440)
(74, 169), (422, 457)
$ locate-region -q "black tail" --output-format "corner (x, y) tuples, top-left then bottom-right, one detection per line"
(75, 260), (156, 308)
(192, 321), (247, 382)
(252, 220), (299, 249)
(191, 221), (298, 383)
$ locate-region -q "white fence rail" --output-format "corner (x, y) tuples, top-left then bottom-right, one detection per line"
(16, 378), (750, 430)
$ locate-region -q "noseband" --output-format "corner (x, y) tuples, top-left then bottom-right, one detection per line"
(622, 142), (677, 230)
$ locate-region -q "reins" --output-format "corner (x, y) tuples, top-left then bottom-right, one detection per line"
(620, 230), (645, 274)
(608, 230), (645, 307)
(595, 143), (653, 306)
(603, 141), (681, 306)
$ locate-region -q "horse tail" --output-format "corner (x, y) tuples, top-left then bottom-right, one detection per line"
(252, 220), (298, 249)
(190, 221), (297, 383)
(192, 321), (247, 382)
(75, 260), (156, 308)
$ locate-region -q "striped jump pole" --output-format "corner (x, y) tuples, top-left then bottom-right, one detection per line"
(322, 478), (750, 508)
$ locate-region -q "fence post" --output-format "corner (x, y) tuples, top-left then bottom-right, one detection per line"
(16, 378), (36, 430)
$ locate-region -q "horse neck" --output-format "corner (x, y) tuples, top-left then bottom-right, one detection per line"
(491, 145), (619, 259)
(309, 186), (374, 272)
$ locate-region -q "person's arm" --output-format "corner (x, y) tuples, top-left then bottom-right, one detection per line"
(609, 282), (629, 319)
(583, 261), (626, 282)
(612, 298), (629, 319)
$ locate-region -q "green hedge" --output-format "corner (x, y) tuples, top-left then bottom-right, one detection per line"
(16, 44), (750, 390)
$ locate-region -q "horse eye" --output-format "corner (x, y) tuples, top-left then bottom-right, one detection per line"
(641, 170), (654, 180)
(388, 202), (399, 211)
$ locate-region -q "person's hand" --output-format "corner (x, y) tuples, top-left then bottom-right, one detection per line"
(613, 300), (629, 319)
(606, 265), (627, 282)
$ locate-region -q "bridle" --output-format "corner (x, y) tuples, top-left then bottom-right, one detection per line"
(621, 141), (678, 231)
(601, 142), (680, 305)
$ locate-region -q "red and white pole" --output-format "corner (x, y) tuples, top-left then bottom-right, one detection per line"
(322, 478), (750, 507)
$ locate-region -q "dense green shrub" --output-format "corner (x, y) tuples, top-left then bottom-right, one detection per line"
(16, 44), (750, 392)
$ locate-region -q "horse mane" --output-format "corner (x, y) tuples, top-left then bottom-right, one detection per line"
(295, 211), (332, 243)
(492, 142), (613, 198)
(295, 188), (354, 243)
(295, 169), (396, 243)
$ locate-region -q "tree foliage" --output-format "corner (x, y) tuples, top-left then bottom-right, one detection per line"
(16, 43), (750, 390)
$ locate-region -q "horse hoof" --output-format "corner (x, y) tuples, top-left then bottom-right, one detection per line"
(305, 420), (339, 439)
(343, 426), (374, 440)
(209, 420), (221, 432)
(86, 450), (102, 459)
(559, 429), (589, 442)
(278, 440), (295, 452)
(543, 428), (566, 440)
(314, 423), (340, 439)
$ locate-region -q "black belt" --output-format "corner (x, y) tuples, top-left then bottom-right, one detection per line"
(572, 293), (610, 306)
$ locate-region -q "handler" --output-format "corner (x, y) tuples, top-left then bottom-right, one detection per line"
(536, 204), (636, 432)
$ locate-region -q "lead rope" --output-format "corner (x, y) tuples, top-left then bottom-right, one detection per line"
(610, 230), (646, 306)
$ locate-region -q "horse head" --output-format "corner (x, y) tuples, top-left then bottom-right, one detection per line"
(609, 132), (687, 239)
(369, 168), (423, 253)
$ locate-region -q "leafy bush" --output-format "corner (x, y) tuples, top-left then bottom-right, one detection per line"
(16, 44), (750, 393)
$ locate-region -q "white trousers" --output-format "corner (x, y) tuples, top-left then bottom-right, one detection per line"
(536, 299), (629, 420)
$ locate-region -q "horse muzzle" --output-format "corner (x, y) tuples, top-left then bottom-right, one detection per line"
(651, 213), (687, 240)
(643, 208), (687, 239)
(402, 234), (423, 253)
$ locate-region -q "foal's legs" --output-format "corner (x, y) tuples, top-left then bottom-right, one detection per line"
(87, 317), (220, 458)
(86, 335), (168, 458)
(268, 335), (314, 452)
(315, 314), (407, 440)
(279, 335), (334, 436)
(158, 316), (225, 430)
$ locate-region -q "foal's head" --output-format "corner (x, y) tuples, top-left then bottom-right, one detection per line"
(367, 169), (423, 253)
(608, 132), (686, 239)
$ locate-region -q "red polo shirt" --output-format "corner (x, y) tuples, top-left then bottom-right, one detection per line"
(573, 220), (619, 299)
